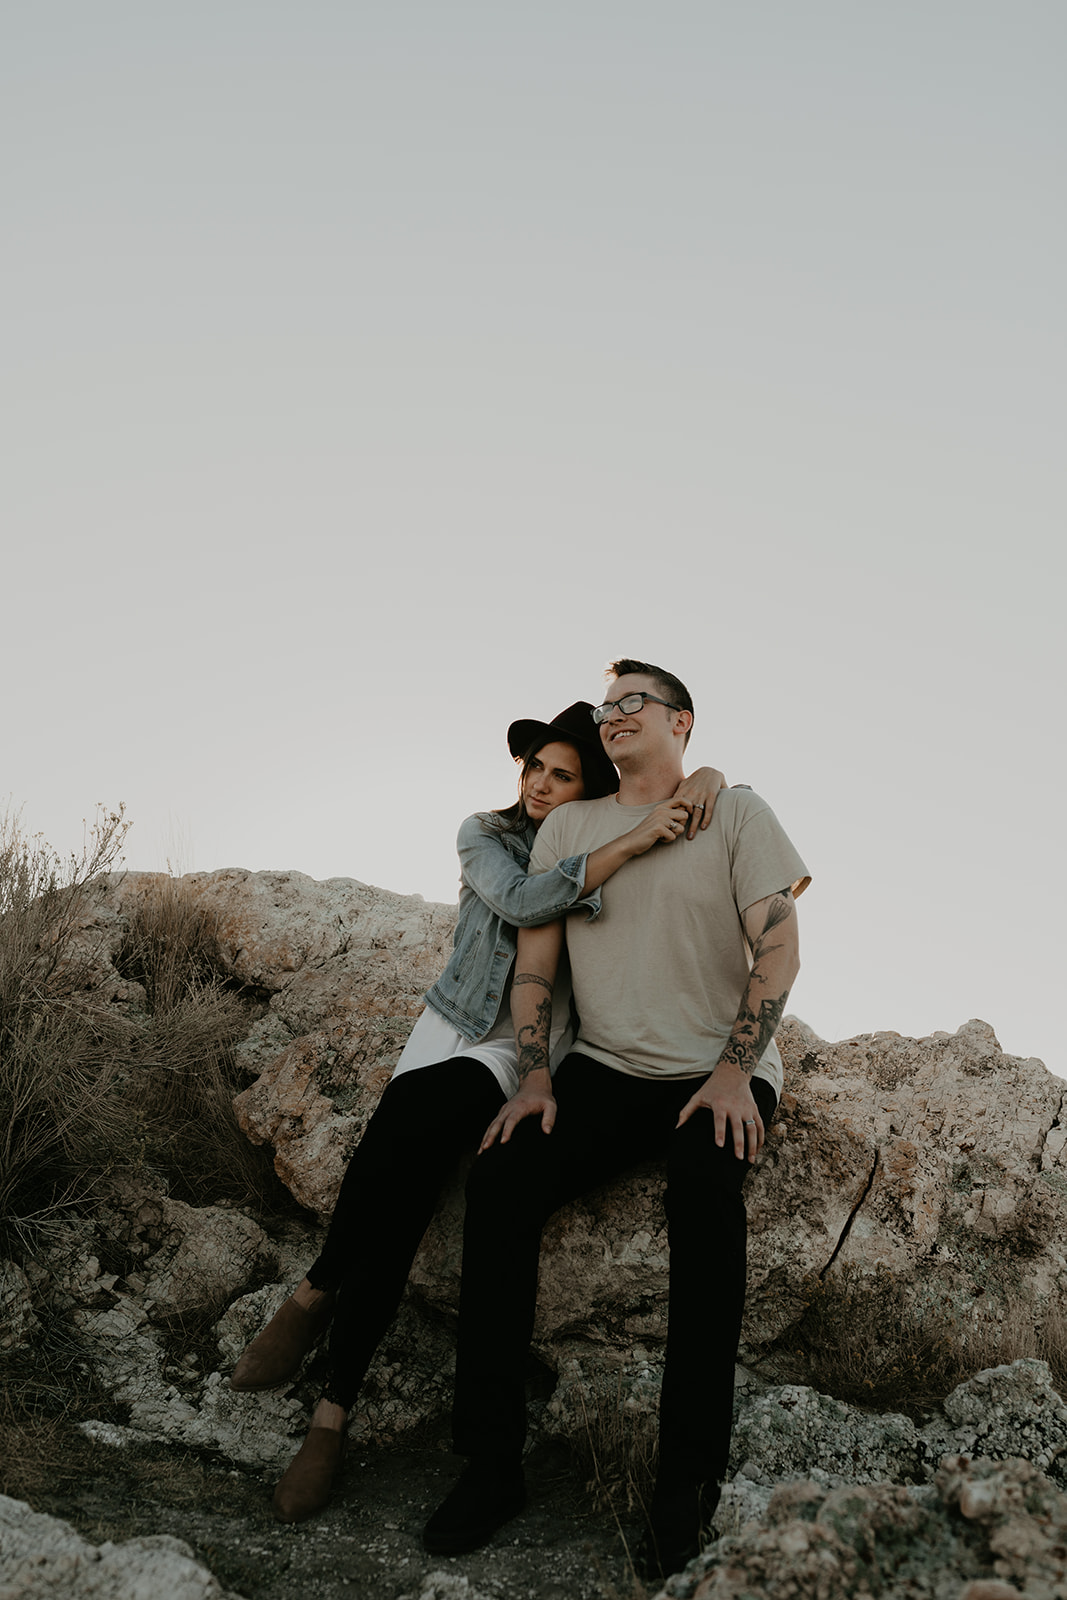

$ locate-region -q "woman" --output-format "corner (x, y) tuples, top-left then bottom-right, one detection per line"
(230, 700), (724, 1522)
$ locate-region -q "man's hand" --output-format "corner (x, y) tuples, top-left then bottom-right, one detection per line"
(673, 767), (727, 838)
(480, 1075), (557, 1151)
(676, 1060), (764, 1162)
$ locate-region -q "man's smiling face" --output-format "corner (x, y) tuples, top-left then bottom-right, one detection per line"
(597, 672), (683, 766)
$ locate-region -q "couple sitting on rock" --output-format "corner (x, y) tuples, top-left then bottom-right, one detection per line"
(229, 656), (809, 1581)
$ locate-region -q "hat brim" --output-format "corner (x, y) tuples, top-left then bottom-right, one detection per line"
(508, 718), (568, 760)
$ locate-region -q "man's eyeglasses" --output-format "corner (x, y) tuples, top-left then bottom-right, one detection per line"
(591, 693), (682, 726)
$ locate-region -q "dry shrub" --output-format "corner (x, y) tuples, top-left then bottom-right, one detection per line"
(132, 985), (278, 1209)
(0, 807), (132, 1240)
(0, 1319), (122, 1502)
(774, 1264), (1067, 1415)
(569, 1373), (659, 1518)
(117, 873), (288, 1213)
(964, 1298), (1067, 1396)
(0, 804), (128, 1004)
(0, 811), (289, 1240)
(117, 871), (218, 1014)
(0, 1006), (134, 1226)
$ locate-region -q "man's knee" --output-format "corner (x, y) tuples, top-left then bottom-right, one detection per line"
(665, 1116), (754, 1221)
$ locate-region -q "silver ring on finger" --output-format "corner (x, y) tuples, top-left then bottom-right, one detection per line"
(744, 1119), (756, 1125)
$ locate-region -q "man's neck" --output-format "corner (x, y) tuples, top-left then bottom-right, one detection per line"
(615, 759), (686, 807)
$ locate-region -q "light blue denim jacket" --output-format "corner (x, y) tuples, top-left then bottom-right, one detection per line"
(424, 811), (600, 1042)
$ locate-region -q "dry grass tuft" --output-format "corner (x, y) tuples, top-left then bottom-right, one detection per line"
(965, 1298), (1067, 1395)
(0, 810), (291, 1247)
(0, 1321), (123, 1502)
(117, 873), (289, 1213)
(569, 1373), (659, 1519)
(117, 872), (218, 1015)
(767, 1264), (1067, 1415)
(0, 807), (133, 1239)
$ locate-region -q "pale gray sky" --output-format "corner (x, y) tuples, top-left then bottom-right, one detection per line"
(4, 2), (1063, 1072)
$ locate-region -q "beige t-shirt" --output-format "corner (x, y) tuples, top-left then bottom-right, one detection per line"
(529, 787), (810, 1098)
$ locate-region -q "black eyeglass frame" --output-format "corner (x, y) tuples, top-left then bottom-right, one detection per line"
(591, 692), (682, 726)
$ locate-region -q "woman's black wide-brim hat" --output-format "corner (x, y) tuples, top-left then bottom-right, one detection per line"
(507, 701), (618, 794)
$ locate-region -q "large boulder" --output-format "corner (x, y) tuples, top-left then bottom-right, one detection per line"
(73, 872), (1067, 1369)
(742, 1017), (1066, 1364)
(54, 870), (1067, 1465)
(409, 1015), (1067, 1374)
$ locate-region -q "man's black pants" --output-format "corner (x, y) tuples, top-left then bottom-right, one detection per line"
(452, 1052), (777, 1489)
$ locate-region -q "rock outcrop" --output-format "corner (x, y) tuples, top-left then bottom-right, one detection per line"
(659, 1454), (1067, 1600)
(43, 870), (1066, 1422)
(6, 866), (1066, 1598)
(73, 872), (1067, 1361)
(0, 1494), (243, 1599)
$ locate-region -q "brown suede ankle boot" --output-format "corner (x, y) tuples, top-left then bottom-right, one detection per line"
(229, 1293), (335, 1391)
(272, 1427), (347, 1522)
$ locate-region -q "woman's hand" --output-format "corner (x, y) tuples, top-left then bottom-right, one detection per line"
(621, 799), (694, 857)
(674, 767), (727, 839)
(479, 1083), (557, 1151)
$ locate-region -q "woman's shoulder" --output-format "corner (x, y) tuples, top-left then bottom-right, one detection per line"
(457, 812), (532, 851)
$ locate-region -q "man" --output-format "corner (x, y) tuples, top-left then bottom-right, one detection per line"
(423, 659), (810, 1578)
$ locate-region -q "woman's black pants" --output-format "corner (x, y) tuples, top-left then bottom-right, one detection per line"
(305, 1056), (504, 1412)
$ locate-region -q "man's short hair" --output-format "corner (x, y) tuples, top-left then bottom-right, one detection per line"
(607, 658), (693, 745)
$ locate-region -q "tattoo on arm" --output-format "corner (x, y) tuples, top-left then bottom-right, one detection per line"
(722, 891), (795, 1072)
(718, 989), (791, 1073)
(514, 972), (553, 1083)
(745, 889), (792, 952)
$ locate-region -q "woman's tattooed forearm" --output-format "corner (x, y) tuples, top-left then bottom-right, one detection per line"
(517, 996), (553, 1082)
(514, 973), (553, 1082)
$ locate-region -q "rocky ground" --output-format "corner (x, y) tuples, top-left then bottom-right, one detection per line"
(7, 1433), (643, 1599)
(12, 1422), (1067, 1600)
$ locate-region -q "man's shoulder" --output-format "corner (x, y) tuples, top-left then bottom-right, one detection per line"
(533, 795), (615, 853)
(713, 785), (773, 827)
(552, 794), (616, 830)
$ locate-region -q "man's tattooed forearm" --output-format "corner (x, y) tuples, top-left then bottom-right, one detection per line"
(721, 890), (796, 1071)
(516, 996), (553, 1083)
(718, 990), (791, 1073)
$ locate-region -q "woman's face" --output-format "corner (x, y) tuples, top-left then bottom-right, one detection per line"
(522, 740), (586, 823)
